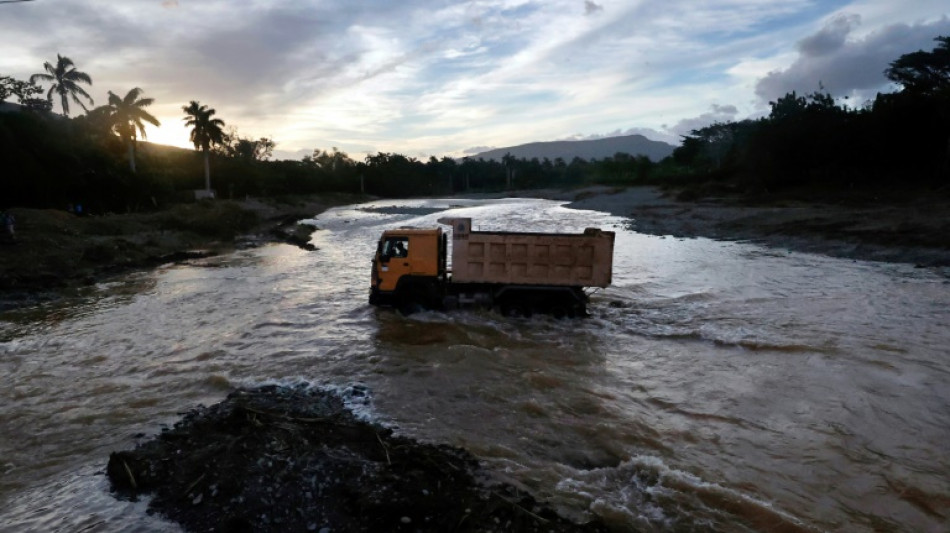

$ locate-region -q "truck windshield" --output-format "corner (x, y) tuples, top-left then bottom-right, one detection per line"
(381, 237), (409, 259)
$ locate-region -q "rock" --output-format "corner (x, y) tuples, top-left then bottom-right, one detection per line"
(106, 384), (611, 532)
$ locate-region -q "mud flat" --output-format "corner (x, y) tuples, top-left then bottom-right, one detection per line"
(107, 385), (610, 533)
(566, 186), (950, 272)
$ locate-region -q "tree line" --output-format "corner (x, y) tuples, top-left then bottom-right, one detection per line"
(1, 53), (672, 212)
(669, 36), (950, 200)
(3, 36), (949, 212)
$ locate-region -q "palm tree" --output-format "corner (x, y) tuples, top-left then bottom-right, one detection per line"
(183, 101), (226, 193)
(105, 88), (160, 173)
(502, 152), (515, 189)
(29, 54), (93, 116)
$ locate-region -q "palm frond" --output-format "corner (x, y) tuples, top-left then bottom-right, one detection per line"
(29, 73), (54, 84)
(123, 87), (144, 105)
(56, 54), (75, 70)
(67, 70), (93, 85)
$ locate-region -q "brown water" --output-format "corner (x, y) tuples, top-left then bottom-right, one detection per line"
(1, 198), (948, 532)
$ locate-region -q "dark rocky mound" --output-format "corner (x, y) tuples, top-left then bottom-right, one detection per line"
(107, 385), (609, 533)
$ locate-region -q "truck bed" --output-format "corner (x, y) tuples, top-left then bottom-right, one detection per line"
(439, 218), (614, 288)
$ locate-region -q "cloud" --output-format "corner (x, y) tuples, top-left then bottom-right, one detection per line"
(555, 105), (741, 145)
(584, 1), (603, 16)
(4, 0), (949, 159)
(755, 15), (950, 103)
(797, 14), (860, 56)
(463, 145), (496, 155)
(663, 104), (740, 138)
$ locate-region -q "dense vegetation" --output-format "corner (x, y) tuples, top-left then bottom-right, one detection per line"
(670, 36), (950, 201)
(2, 36), (948, 212)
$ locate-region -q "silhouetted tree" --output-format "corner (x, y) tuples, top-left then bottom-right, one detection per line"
(183, 101), (226, 192)
(768, 91), (807, 121)
(885, 35), (950, 95)
(232, 137), (276, 161)
(29, 54), (93, 116)
(0, 75), (42, 103)
(105, 87), (160, 173)
(501, 152), (515, 188)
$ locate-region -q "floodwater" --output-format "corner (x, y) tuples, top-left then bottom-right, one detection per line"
(1, 198), (948, 532)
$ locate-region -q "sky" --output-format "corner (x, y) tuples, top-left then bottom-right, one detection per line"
(2, 0), (948, 161)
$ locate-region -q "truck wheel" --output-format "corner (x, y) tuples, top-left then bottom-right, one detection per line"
(398, 300), (424, 315)
(501, 303), (531, 318)
(397, 283), (438, 315)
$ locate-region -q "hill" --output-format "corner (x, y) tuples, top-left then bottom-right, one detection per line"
(469, 134), (676, 162)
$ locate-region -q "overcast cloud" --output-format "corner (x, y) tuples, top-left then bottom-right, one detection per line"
(1, 0), (947, 159)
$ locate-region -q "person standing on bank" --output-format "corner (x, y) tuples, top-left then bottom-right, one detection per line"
(2, 211), (14, 242)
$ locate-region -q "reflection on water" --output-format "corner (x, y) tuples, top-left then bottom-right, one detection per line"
(1, 198), (948, 532)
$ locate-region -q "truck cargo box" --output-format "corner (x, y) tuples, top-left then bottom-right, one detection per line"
(438, 218), (614, 288)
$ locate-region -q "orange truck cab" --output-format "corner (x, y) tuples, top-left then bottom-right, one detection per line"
(369, 227), (447, 311)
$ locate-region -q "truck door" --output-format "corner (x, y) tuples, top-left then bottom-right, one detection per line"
(376, 236), (412, 292)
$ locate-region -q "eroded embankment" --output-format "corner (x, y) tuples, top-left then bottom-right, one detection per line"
(107, 385), (611, 533)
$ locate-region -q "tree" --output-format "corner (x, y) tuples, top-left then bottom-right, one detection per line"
(885, 35), (950, 95)
(0, 75), (42, 103)
(29, 54), (94, 116)
(183, 101), (226, 193)
(233, 137), (276, 161)
(105, 88), (160, 173)
(305, 147), (354, 170)
(501, 152), (515, 188)
(768, 91), (807, 121)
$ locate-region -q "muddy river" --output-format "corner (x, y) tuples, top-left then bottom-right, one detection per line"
(1, 198), (948, 532)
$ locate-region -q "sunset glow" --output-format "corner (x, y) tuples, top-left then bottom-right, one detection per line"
(3, 1), (948, 160)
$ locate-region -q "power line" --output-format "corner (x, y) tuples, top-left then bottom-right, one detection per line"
(0, 0), (37, 4)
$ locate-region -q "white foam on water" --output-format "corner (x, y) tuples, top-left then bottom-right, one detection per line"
(556, 454), (814, 532)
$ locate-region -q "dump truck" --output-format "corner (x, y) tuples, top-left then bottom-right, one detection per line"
(369, 217), (615, 316)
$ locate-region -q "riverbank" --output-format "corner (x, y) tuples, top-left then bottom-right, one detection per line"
(0, 194), (364, 307)
(564, 186), (950, 272)
(4, 187), (948, 305)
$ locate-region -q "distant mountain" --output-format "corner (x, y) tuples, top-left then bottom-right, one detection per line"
(468, 134), (676, 162)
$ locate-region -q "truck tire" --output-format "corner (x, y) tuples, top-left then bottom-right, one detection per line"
(395, 280), (440, 315)
(500, 302), (532, 318)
